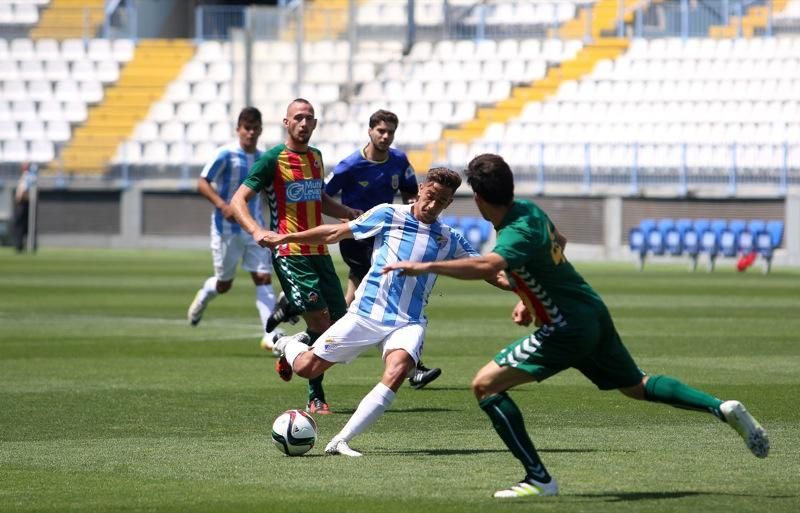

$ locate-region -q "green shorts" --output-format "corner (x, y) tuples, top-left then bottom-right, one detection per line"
(494, 308), (644, 390)
(273, 254), (347, 322)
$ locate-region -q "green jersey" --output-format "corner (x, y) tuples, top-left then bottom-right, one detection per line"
(493, 199), (605, 329)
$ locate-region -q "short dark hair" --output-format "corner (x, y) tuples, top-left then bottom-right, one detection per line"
(237, 106), (262, 127)
(426, 167), (462, 192)
(369, 109), (399, 129)
(288, 98), (314, 115)
(465, 154), (514, 206)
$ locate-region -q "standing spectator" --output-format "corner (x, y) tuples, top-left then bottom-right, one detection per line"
(12, 162), (36, 253)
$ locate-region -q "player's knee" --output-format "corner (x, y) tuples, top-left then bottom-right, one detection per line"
(293, 354), (315, 379)
(252, 273), (271, 286)
(619, 379), (647, 400)
(216, 280), (233, 293)
(471, 374), (494, 400)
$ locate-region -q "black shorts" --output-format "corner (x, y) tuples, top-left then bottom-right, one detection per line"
(339, 237), (374, 281)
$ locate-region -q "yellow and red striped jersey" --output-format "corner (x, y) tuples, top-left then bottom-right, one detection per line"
(244, 144), (327, 256)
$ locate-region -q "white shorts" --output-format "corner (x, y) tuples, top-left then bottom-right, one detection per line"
(210, 228), (272, 281)
(312, 313), (426, 365)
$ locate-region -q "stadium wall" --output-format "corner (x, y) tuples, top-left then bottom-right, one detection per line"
(1, 181), (797, 266)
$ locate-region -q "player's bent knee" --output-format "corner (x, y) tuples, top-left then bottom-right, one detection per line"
(216, 280), (233, 293)
(471, 374), (495, 400)
(252, 273), (271, 286)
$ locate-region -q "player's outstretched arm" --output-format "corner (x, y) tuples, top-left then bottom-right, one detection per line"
(384, 253), (508, 280)
(266, 223), (354, 249)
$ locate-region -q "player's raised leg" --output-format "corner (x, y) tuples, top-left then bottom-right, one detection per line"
(620, 374), (770, 458)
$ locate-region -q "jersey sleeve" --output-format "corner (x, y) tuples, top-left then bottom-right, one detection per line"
(324, 159), (348, 196)
(348, 204), (393, 240)
(492, 220), (544, 269)
(451, 231), (479, 258)
(243, 148), (277, 192)
(200, 148), (228, 182)
(398, 155), (418, 195)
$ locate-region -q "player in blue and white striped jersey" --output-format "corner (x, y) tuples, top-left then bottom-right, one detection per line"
(187, 107), (281, 350)
(264, 167), (509, 457)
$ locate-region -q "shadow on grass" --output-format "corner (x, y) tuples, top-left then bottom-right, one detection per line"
(573, 491), (799, 502)
(371, 447), (609, 456)
(333, 407), (459, 415)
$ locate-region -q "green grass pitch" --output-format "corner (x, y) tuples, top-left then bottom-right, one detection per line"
(1, 248), (799, 513)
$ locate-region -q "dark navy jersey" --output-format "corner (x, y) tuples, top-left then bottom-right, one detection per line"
(324, 147), (418, 212)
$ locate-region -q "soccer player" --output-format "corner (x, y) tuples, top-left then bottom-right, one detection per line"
(265, 167), (500, 457)
(230, 98), (360, 415)
(383, 154), (770, 498)
(324, 109), (442, 390)
(187, 107), (281, 350)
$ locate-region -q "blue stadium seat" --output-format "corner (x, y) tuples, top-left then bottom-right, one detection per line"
(699, 219), (725, 271)
(461, 216), (491, 250)
(639, 218), (657, 234)
(766, 220), (784, 248)
(666, 218), (692, 256)
(739, 219), (765, 255)
(720, 219), (746, 257)
(646, 220), (669, 256)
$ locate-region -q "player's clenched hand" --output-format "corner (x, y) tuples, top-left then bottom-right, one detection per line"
(511, 300), (532, 326)
(253, 229), (282, 249)
(382, 261), (426, 276)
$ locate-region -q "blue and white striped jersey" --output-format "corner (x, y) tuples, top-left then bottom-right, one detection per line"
(348, 204), (479, 326)
(201, 143), (264, 235)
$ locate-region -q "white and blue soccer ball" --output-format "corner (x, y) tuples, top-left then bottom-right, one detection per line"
(271, 409), (317, 456)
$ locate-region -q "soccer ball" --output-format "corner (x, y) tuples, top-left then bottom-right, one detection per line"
(271, 409), (317, 456)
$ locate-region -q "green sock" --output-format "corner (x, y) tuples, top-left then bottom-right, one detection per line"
(479, 393), (552, 483)
(305, 330), (325, 403)
(644, 375), (723, 419)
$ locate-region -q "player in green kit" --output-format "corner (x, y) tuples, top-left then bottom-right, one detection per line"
(383, 153), (769, 499)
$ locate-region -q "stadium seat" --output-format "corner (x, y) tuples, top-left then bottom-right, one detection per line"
(461, 216), (491, 251)
(765, 220), (784, 248)
(754, 220), (784, 274)
(720, 219), (747, 257)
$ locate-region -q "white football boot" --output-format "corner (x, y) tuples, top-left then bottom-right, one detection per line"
(720, 400), (770, 458)
(493, 477), (559, 498)
(324, 439), (362, 457)
(187, 291), (208, 326)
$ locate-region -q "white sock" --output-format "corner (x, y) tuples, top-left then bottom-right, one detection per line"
(284, 338), (309, 368)
(255, 284), (275, 333)
(198, 277), (218, 304)
(336, 382), (396, 442)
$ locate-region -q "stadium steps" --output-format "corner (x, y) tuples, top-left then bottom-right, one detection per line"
(439, 38), (630, 144)
(282, 0), (361, 42)
(30, 0), (105, 40)
(709, 0), (789, 38)
(552, 0), (639, 40)
(48, 39), (195, 175)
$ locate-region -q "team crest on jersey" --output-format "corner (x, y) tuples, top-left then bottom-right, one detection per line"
(391, 174), (399, 189)
(307, 292), (319, 303)
(323, 337), (337, 351)
(358, 180), (369, 188)
(436, 234), (448, 247)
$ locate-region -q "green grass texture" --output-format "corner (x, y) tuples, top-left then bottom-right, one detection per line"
(2, 248), (799, 513)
